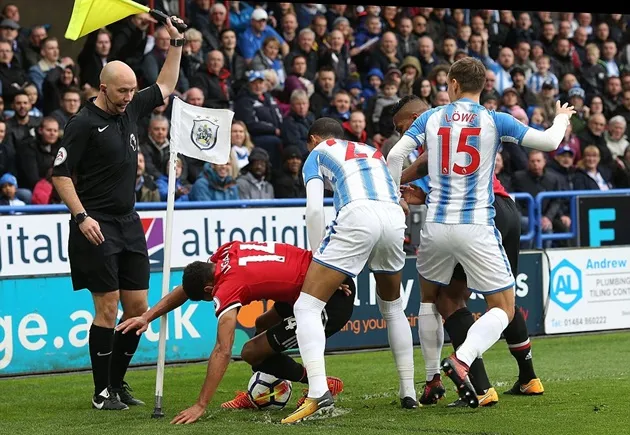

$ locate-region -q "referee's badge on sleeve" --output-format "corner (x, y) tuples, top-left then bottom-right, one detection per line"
(54, 147), (67, 166)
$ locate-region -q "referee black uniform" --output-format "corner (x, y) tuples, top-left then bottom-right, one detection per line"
(52, 83), (165, 409)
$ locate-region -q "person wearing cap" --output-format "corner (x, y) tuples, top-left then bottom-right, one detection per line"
(0, 172), (25, 209)
(272, 145), (306, 198)
(237, 7), (289, 65)
(510, 66), (538, 110)
(233, 69), (284, 168)
(235, 146), (274, 199)
(0, 18), (26, 69)
(565, 85), (589, 135)
(546, 144), (577, 189)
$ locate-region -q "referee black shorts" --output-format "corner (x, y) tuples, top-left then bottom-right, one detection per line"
(452, 195), (521, 282)
(68, 211), (150, 293)
(266, 277), (356, 352)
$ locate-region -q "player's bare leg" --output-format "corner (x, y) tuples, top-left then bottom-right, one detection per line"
(281, 262), (345, 424)
(441, 288), (515, 408)
(416, 276), (447, 405)
(90, 291), (129, 410)
(374, 272), (418, 409)
(436, 283), (498, 407)
(109, 289), (148, 406)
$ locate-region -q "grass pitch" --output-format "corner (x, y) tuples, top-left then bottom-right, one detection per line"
(1, 331), (629, 435)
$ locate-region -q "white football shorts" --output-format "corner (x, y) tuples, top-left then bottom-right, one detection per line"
(416, 222), (515, 293)
(313, 199), (406, 277)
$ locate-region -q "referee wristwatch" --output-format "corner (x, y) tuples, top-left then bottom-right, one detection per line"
(74, 211), (89, 224)
(170, 38), (185, 47)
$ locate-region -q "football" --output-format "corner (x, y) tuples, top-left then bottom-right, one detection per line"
(247, 371), (293, 410)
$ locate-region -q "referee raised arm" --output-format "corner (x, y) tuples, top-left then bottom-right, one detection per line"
(51, 16), (186, 411)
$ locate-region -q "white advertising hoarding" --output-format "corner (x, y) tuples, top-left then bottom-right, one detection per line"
(544, 247), (630, 334)
(0, 206), (336, 278)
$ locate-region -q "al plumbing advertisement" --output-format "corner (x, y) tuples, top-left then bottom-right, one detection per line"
(544, 247), (630, 334)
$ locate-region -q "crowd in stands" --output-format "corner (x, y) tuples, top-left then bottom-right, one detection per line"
(2, 2), (630, 243)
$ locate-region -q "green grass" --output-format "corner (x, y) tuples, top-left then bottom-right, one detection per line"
(1, 331), (629, 435)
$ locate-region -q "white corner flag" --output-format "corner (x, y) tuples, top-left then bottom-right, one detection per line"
(151, 96), (234, 418)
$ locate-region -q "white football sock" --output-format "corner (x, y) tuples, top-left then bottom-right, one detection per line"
(377, 295), (416, 399)
(293, 292), (328, 398)
(455, 307), (509, 367)
(418, 303), (444, 381)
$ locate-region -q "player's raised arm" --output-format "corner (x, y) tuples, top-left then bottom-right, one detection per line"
(305, 178), (326, 252)
(500, 101), (576, 152)
(171, 309), (238, 424)
(386, 135), (419, 190)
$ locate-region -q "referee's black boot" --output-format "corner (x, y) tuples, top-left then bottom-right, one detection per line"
(111, 381), (145, 406)
(92, 387), (129, 410)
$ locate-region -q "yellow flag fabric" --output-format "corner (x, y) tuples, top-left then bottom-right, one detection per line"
(65, 0), (149, 40)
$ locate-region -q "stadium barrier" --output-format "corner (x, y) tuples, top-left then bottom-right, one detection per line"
(0, 192), (627, 376)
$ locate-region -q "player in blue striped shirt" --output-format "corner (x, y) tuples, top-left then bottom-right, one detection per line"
(281, 117), (418, 424)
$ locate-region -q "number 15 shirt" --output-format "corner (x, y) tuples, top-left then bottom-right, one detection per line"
(404, 98), (529, 226)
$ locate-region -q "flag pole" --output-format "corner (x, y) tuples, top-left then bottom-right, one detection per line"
(151, 149), (178, 418)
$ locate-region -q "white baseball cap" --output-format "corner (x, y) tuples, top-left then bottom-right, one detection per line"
(251, 8), (268, 21)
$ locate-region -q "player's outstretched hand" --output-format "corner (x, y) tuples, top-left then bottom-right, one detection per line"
(171, 404), (205, 424)
(116, 316), (149, 335)
(555, 100), (576, 118)
(337, 283), (352, 296)
(400, 184), (426, 206)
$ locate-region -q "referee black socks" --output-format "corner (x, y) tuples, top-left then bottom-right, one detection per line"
(253, 354), (308, 384)
(444, 307), (492, 395)
(89, 324), (114, 395)
(503, 306), (538, 384)
(110, 327), (142, 389)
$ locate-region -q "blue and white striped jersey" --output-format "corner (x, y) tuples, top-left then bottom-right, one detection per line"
(302, 138), (399, 212)
(404, 98), (529, 225)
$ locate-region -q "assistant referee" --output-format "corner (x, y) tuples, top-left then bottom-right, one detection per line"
(51, 16), (186, 411)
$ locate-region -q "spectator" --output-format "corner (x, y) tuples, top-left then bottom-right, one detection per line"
(156, 157), (190, 202)
(280, 54), (314, 104)
(31, 167), (61, 205)
(604, 115), (630, 160)
(238, 8), (289, 65)
(480, 68), (501, 105)
(77, 28), (111, 90)
(371, 78), (400, 147)
(309, 65), (338, 118)
(512, 149), (571, 248)
(428, 63), (449, 92)
(483, 46), (515, 95)
(109, 13), (153, 78)
(321, 89), (352, 123)
(140, 115), (172, 179)
(251, 36), (287, 91)
(565, 86), (589, 136)
(613, 145), (630, 187)
(280, 12), (299, 51)
(0, 172), (25, 209)
(230, 120), (255, 175)
(190, 50), (233, 110)
(220, 28), (247, 94)
(546, 145), (576, 189)
(602, 75), (623, 119)
(397, 16), (418, 59)
(510, 66), (539, 111)
(233, 70), (284, 168)
(361, 68), (384, 106)
(236, 147), (274, 199)
(49, 87), (81, 136)
(227, 0), (254, 34)
(5, 91), (41, 151)
(433, 90), (451, 106)
(0, 18), (26, 69)
(42, 63), (79, 115)
(578, 113), (613, 168)
(15, 82), (43, 118)
(15, 116), (60, 191)
(135, 151), (161, 202)
(22, 25), (47, 70)
(319, 29), (351, 89)
(342, 110), (372, 145)
(527, 54), (559, 94)
(181, 28), (204, 81)
(285, 28), (319, 82)
(200, 1), (229, 55)
(368, 31), (401, 74)
(141, 26), (189, 94)
(613, 89), (630, 126)
(0, 39), (28, 106)
(281, 89), (315, 158)
(495, 150), (513, 192)
(413, 77), (436, 107)
(550, 37), (579, 80)
(189, 162), (240, 201)
(573, 145), (613, 190)
(184, 87), (205, 107)
(398, 56), (422, 97)
(272, 145), (306, 198)
(27, 36), (63, 95)
(416, 35), (442, 79)
(512, 40), (536, 81)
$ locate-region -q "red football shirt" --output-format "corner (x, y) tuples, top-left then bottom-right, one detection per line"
(493, 174), (510, 198)
(209, 241), (313, 318)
